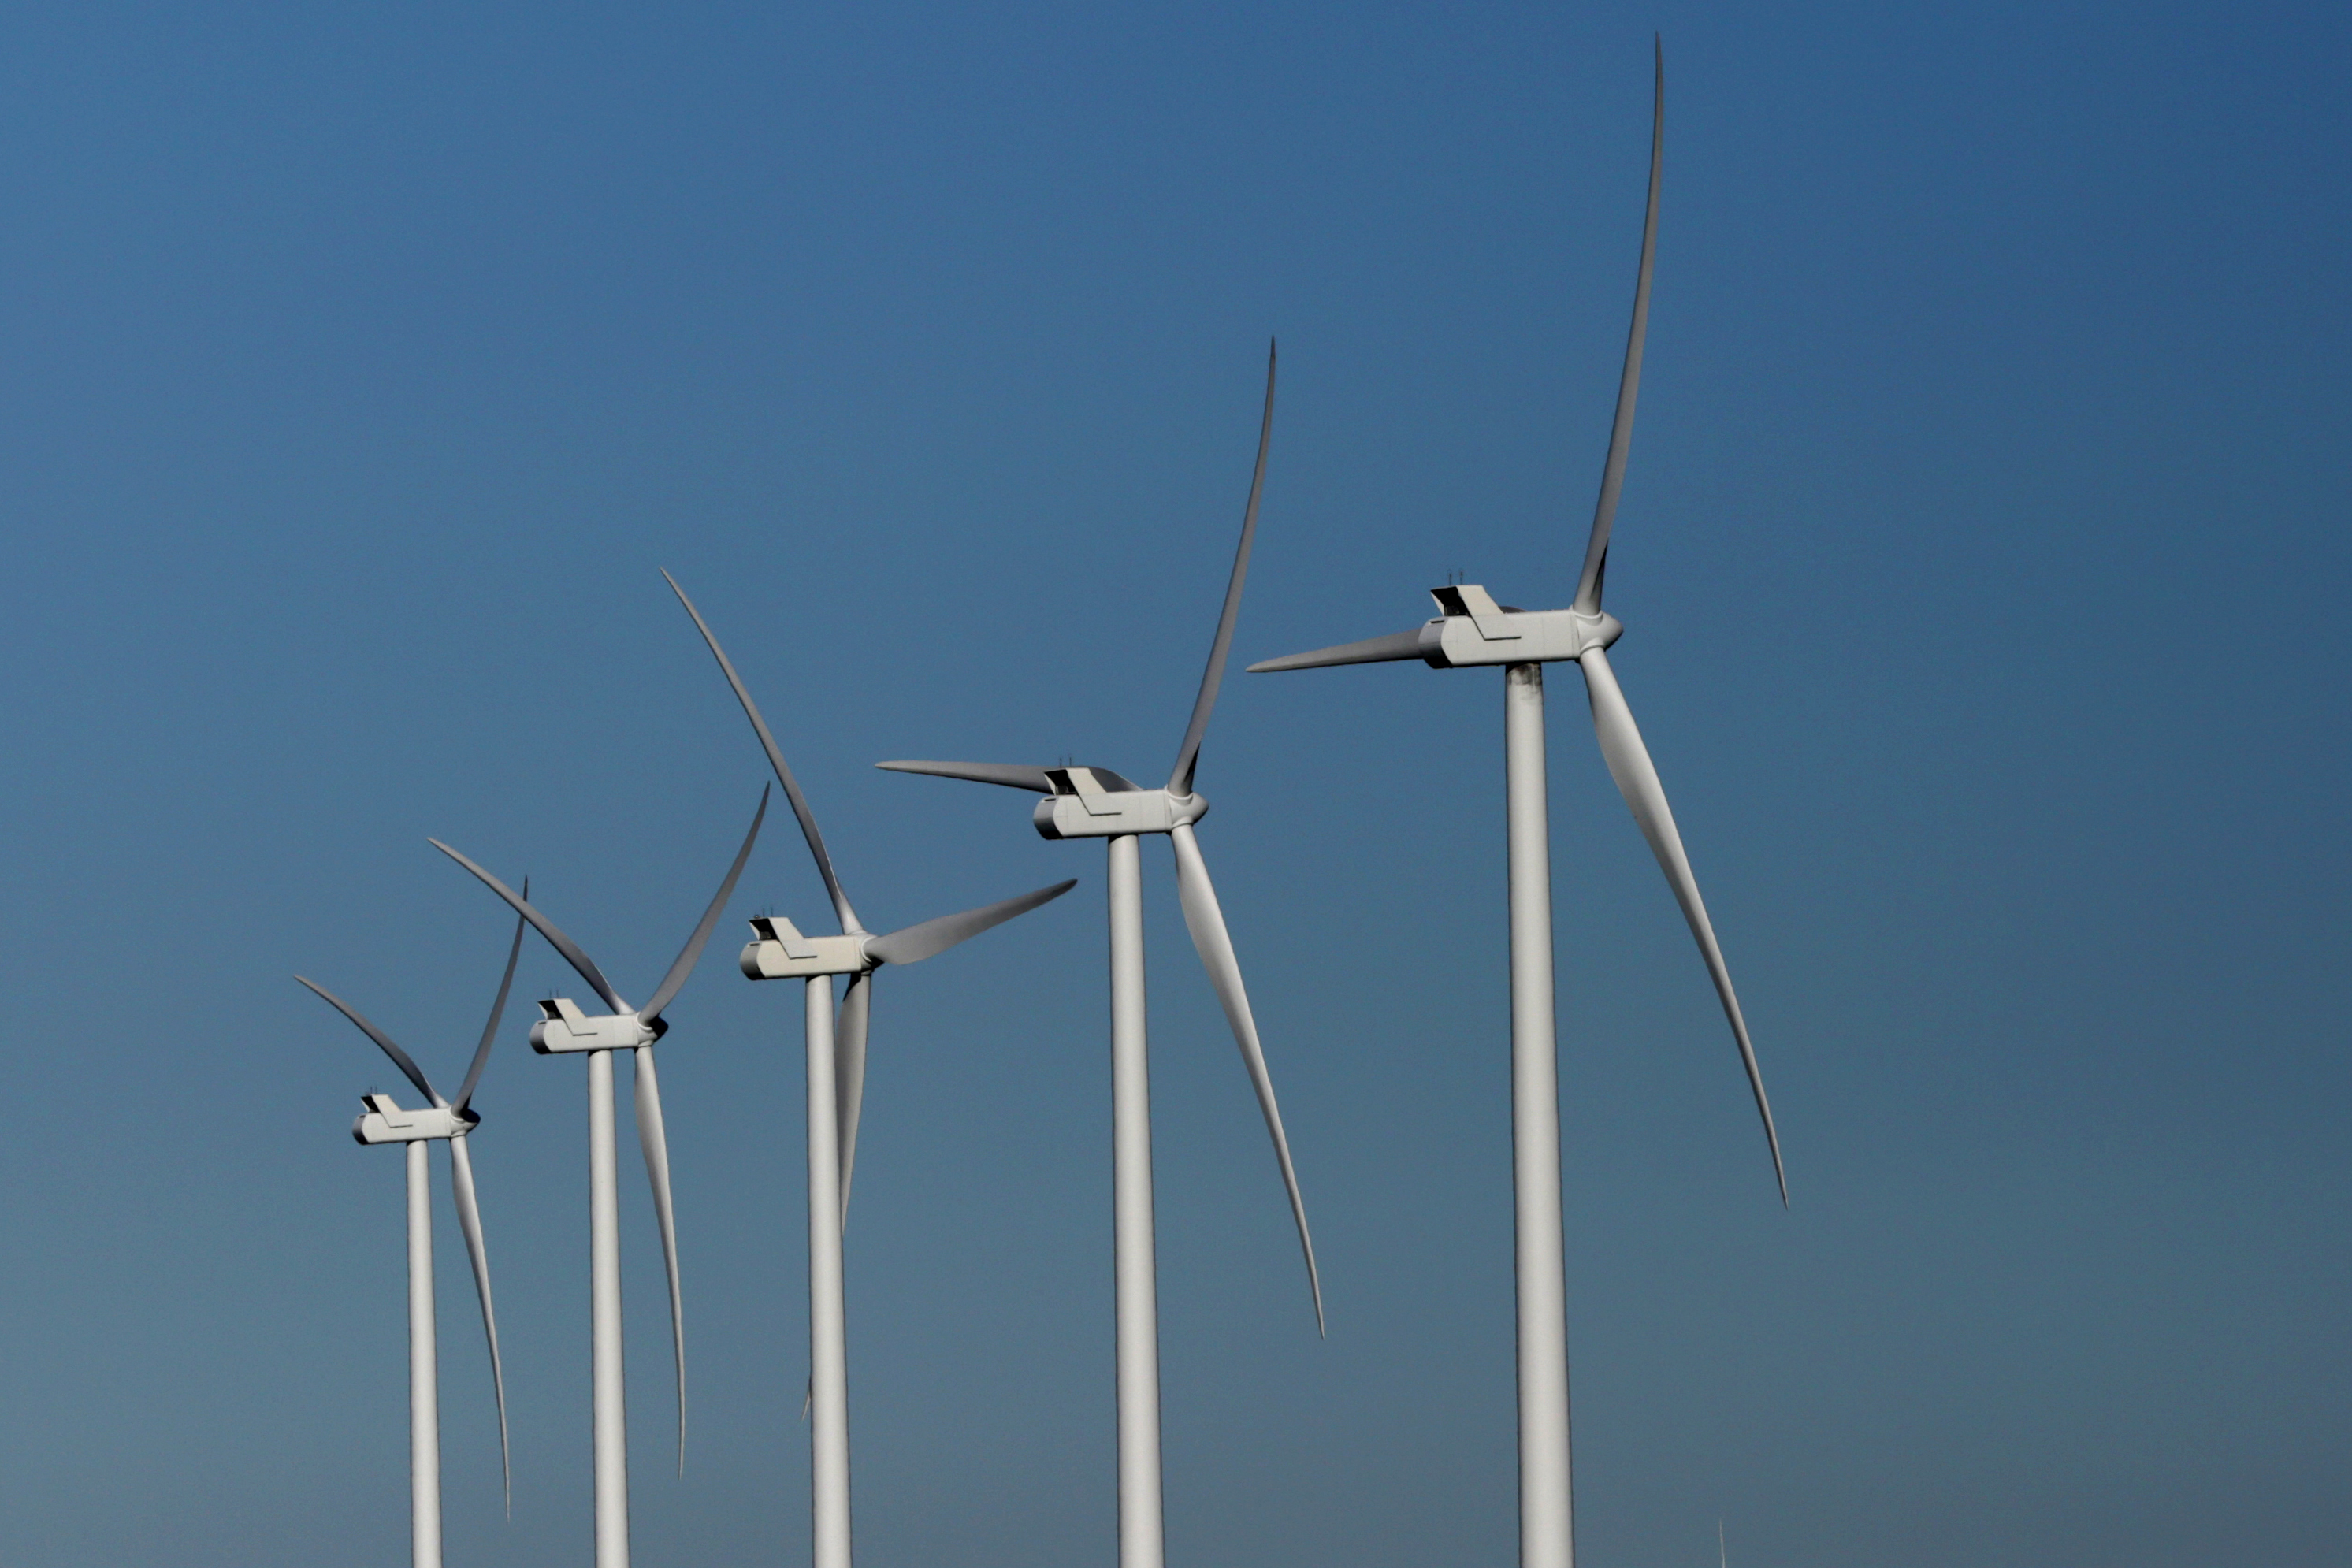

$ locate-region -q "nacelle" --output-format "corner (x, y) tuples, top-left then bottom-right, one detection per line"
(1031, 766), (1206, 841)
(1421, 584), (1622, 668)
(530, 996), (659, 1054)
(740, 916), (872, 980)
(352, 1093), (471, 1146)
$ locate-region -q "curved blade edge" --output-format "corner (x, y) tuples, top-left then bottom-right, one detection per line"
(1574, 39), (1665, 615)
(1169, 338), (1277, 795)
(865, 879), (1078, 968)
(632, 1046), (689, 1467)
(429, 843), (628, 1016)
(448, 1135), (512, 1512)
(835, 971), (871, 1232)
(1579, 647), (1786, 1202)
(663, 571), (862, 934)
(295, 977), (440, 1106)
(639, 785), (770, 1024)
(455, 890), (529, 1117)
(1168, 825), (1325, 1332)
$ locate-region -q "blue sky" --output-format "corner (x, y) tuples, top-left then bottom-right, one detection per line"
(0, 2), (2343, 1564)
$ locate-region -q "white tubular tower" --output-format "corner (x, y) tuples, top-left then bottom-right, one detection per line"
(407, 1139), (444, 1568)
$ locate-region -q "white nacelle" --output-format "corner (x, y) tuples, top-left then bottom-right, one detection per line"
(739, 916), (872, 980)
(530, 996), (659, 1054)
(1419, 584), (1622, 669)
(352, 1093), (470, 1146)
(1031, 766), (1207, 841)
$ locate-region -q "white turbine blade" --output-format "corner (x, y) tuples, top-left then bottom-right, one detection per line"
(1167, 824), (1325, 1332)
(663, 570), (864, 934)
(873, 760), (1056, 793)
(639, 785), (770, 1025)
(294, 977), (441, 1105)
(632, 1046), (687, 1469)
(1577, 645), (1786, 1202)
(1246, 626), (1427, 674)
(1169, 339), (1277, 796)
(447, 1135), (512, 1513)
(864, 879), (1079, 968)
(835, 972), (870, 1230)
(430, 842), (630, 1015)
(453, 888), (529, 1117)
(1574, 38), (1664, 615)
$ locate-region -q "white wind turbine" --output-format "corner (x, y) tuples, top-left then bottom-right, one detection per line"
(877, 342), (1321, 1568)
(430, 790), (767, 1568)
(663, 569), (1077, 1568)
(295, 893), (526, 1568)
(1248, 47), (1785, 1568)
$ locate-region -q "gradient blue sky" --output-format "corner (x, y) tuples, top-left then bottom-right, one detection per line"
(0, 2), (2344, 1565)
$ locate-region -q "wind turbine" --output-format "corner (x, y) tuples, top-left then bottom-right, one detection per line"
(1247, 48), (1785, 1568)
(664, 570), (1076, 1568)
(430, 790), (767, 1568)
(875, 341), (1321, 1568)
(295, 893), (526, 1568)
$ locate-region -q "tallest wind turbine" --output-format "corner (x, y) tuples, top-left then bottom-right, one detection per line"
(1250, 48), (1784, 1568)
(879, 342), (1321, 1568)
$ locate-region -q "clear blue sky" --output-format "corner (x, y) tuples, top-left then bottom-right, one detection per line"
(0, 2), (2343, 1564)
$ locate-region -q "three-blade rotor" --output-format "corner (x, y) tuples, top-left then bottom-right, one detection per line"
(876, 341), (1325, 1329)
(664, 572), (1079, 1232)
(295, 890), (528, 1505)
(1246, 44), (1787, 1204)
(429, 789), (769, 1470)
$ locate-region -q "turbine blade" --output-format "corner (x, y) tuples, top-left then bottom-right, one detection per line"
(835, 971), (870, 1230)
(1168, 824), (1325, 1332)
(632, 1046), (688, 1470)
(430, 842), (628, 1015)
(638, 785), (771, 1025)
(294, 977), (439, 1106)
(864, 879), (1078, 968)
(448, 1135), (511, 1512)
(1169, 339), (1277, 795)
(873, 760), (1055, 793)
(453, 883), (529, 1117)
(663, 571), (863, 934)
(1574, 39), (1664, 615)
(1578, 645), (1786, 1202)
(1247, 626), (1427, 674)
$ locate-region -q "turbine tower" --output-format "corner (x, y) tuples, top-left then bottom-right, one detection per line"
(1247, 49), (1785, 1568)
(431, 791), (767, 1568)
(295, 894), (525, 1568)
(877, 342), (1321, 1568)
(665, 570), (1077, 1568)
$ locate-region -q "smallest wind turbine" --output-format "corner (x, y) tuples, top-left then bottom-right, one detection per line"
(295, 893), (526, 1568)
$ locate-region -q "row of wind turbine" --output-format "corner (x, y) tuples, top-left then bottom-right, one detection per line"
(290, 47), (1773, 1568)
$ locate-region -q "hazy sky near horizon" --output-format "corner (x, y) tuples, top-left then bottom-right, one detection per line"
(0, 2), (2344, 1565)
